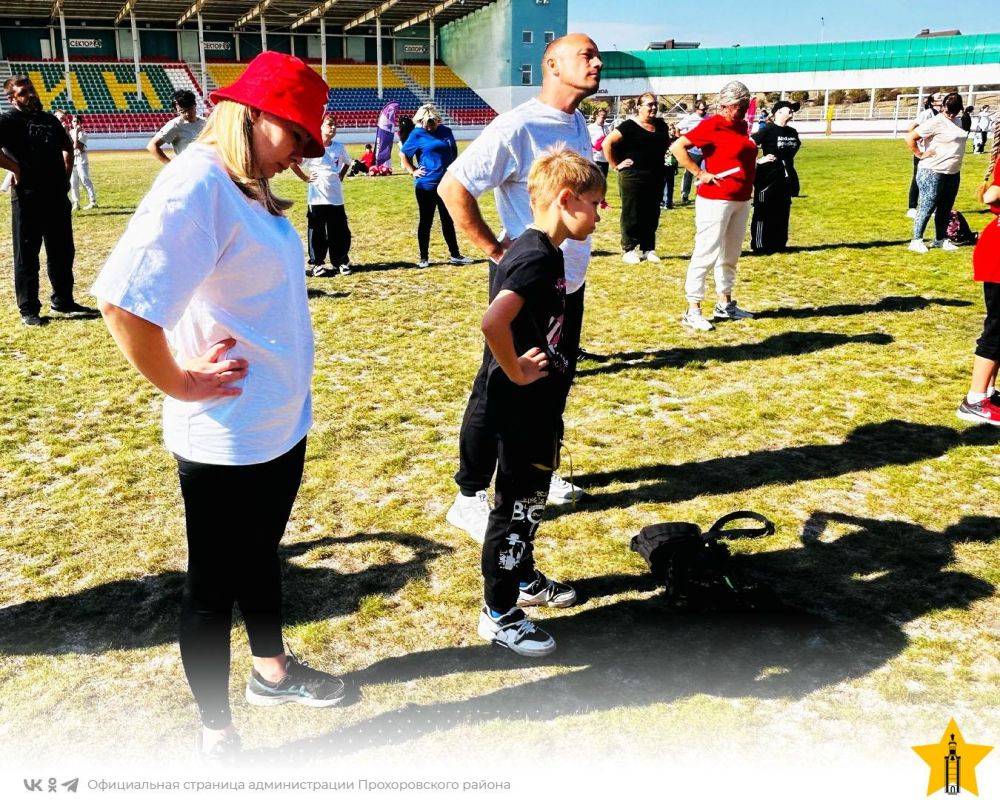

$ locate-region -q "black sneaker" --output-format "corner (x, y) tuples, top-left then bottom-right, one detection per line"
(21, 314), (47, 327)
(51, 301), (97, 315)
(517, 570), (577, 608)
(477, 606), (555, 657)
(245, 654), (346, 708)
(197, 728), (242, 764)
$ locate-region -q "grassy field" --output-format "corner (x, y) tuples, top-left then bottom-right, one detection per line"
(0, 139), (997, 773)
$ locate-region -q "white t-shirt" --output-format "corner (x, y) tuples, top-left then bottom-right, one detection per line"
(588, 121), (610, 163)
(72, 128), (88, 163)
(302, 140), (350, 206)
(154, 115), (207, 155)
(447, 97), (592, 294)
(915, 114), (969, 175)
(91, 144), (314, 466)
(677, 112), (706, 136)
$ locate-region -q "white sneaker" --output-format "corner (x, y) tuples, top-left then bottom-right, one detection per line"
(713, 300), (755, 320)
(446, 490), (490, 543)
(681, 309), (714, 331)
(931, 239), (960, 252)
(622, 249), (642, 265)
(906, 208), (918, 219)
(908, 239), (929, 254)
(517, 570), (577, 608)
(548, 473), (584, 505)
(71, 202), (79, 211)
(477, 607), (555, 657)
(644, 251), (661, 263)
(338, 262), (352, 275)
(83, 202), (95, 210)
(449, 255), (474, 265)
(417, 258), (430, 268)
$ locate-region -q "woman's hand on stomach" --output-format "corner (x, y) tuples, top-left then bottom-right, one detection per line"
(178, 338), (248, 402)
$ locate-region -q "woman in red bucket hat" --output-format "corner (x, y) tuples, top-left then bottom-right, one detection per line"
(91, 52), (344, 760)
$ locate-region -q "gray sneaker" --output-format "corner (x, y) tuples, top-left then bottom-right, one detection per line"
(713, 300), (755, 320)
(245, 653), (345, 708)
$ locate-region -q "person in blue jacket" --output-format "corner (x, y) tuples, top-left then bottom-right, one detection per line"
(401, 104), (473, 268)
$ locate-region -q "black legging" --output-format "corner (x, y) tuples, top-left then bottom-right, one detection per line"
(175, 437), (306, 729)
(619, 169), (665, 253)
(416, 185), (460, 261)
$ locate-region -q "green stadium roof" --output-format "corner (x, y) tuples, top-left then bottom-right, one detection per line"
(601, 34), (1000, 79)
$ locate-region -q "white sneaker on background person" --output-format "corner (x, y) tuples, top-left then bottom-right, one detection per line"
(622, 249), (642, 264)
(477, 607), (556, 657)
(548, 473), (585, 505)
(681, 309), (715, 331)
(449, 255), (474, 265)
(446, 490), (491, 543)
(713, 300), (755, 320)
(908, 239), (929, 254)
(906, 208), (918, 219)
(644, 251), (661, 263)
(930, 239), (960, 252)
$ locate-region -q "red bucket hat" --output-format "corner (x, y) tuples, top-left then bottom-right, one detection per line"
(210, 51), (329, 158)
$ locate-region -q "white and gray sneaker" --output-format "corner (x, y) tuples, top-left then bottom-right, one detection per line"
(446, 490), (491, 543)
(478, 607), (556, 657)
(644, 250), (662, 263)
(449, 254), (474, 265)
(930, 239), (960, 252)
(548, 473), (584, 505)
(517, 570), (577, 608)
(622, 249), (642, 265)
(681, 309), (715, 331)
(713, 300), (755, 320)
(908, 239), (929, 254)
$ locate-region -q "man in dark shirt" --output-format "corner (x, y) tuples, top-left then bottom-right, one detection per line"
(0, 75), (90, 326)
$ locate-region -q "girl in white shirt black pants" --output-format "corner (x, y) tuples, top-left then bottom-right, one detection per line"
(92, 53), (346, 761)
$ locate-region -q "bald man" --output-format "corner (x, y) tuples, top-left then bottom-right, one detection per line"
(439, 34), (602, 542)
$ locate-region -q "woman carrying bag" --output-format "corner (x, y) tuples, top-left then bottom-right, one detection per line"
(92, 52), (346, 760)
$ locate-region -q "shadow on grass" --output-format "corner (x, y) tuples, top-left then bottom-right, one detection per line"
(576, 330), (892, 378)
(307, 288), (352, 299)
(349, 259), (489, 273)
(0, 531), (450, 657)
(558, 420), (1000, 516)
(263, 512), (996, 761)
(780, 239), (910, 254)
(752, 295), (971, 320)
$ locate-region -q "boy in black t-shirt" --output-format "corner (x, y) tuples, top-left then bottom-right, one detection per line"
(474, 148), (606, 657)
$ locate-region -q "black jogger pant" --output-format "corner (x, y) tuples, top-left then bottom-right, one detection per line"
(619, 169), (664, 253)
(480, 382), (563, 612)
(12, 191), (76, 317)
(415, 186), (461, 261)
(455, 284), (585, 495)
(175, 437), (306, 729)
(976, 282), (1000, 362)
(908, 155), (922, 210)
(750, 194), (792, 254)
(307, 204), (351, 267)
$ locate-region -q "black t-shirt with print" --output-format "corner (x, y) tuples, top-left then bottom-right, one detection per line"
(616, 118), (670, 175)
(486, 227), (570, 408)
(0, 108), (73, 197)
(752, 122), (802, 197)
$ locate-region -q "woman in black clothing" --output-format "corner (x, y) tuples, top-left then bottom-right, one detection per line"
(750, 100), (802, 254)
(603, 92), (671, 263)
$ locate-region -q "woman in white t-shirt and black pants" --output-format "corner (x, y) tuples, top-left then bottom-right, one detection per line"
(906, 92), (970, 253)
(92, 52), (346, 761)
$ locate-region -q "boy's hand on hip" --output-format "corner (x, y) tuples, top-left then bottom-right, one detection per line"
(515, 347), (549, 385)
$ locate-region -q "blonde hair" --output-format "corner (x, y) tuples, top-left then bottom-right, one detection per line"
(413, 103), (442, 127)
(197, 100), (292, 216)
(528, 146), (606, 208)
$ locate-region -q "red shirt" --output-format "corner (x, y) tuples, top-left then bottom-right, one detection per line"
(686, 115), (758, 202)
(360, 151), (375, 167)
(973, 159), (1000, 283)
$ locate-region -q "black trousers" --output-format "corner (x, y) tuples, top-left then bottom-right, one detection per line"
(415, 186), (460, 261)
(681, 155), (703, 201)
(455, 283), (585, 495)
(662, 166), (677, 208)
(307, 204), (351, 267)
(596, 161), (610, 178)
(908, 155), (921, 210)
(175, 437), (306, 729)
(11, 192), (76, 317)
(750, 192), (792, 254)
(619, 169), (665, 252)
(480, 382), (564, 612)
(976, 282), (1000, 362)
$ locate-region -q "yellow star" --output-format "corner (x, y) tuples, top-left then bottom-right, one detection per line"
(913, 719), (993, 796)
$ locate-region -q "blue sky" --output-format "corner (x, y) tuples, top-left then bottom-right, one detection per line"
(568, 0), (998, 51)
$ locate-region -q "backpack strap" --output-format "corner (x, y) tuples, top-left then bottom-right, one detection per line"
(705, 511), (775, 541)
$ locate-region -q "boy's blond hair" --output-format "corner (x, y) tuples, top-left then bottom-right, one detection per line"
(528, 145), (605, 208)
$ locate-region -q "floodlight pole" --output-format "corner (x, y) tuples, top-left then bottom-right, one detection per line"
(869, 87), (876, 119)
(429, 15), (435, 101)
(376, 15), (383, 100)
(320, 16), (327, 82)
(59, 9), (72, 103)
(260, 15), (267, 52)
(197, 12), (207, 106)
(967, 84), (975, 107)
(130, 9), (142, 102)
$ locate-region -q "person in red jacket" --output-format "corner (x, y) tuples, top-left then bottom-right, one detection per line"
(957, 119), (1000, 425)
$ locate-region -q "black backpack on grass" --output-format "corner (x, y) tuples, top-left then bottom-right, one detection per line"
(947, 211), (978, 246)
(629, 512), (781, 611)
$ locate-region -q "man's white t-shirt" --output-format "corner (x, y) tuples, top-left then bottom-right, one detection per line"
(302, 140), (350, 206)
(447, 97), (592, 294)
(915, 114), (969, 175)
(91, 144), (314, 466)
(154, 115), (207, 155)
